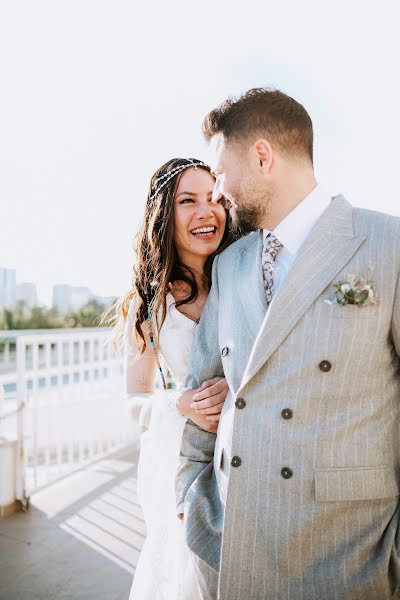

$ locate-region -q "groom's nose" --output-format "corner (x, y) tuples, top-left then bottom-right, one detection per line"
(211, 178), (224, 205)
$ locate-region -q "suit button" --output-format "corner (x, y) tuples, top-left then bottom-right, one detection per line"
(281, 467), (293, 479)
(221, 347), (229, 357)
(231, 456), (242, 468)
(319, 360), (331, 372)
(281, 408), (293, 420)
(235, 398), (246, 409)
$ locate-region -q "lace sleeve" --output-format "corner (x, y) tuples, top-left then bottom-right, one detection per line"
(126, 392), (154, 432)
(126, 388), (188, 436)
(164, 387), (188, 432)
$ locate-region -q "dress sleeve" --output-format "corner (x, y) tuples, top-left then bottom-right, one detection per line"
(165, 386), (189, 430)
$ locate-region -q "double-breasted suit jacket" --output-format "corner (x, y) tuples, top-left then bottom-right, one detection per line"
(176, 195), (400, 599)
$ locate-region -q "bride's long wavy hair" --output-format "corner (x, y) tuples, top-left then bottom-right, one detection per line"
(110, 158), (234, 354)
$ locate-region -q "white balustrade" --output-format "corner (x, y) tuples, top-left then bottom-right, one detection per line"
(0, 338), (16, 372)
(0, 329), (139, 506)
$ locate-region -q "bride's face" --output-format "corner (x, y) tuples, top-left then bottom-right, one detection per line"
(173, 168), (227, 263)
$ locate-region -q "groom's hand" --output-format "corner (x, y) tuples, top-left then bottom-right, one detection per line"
(177, 389), (220, 433)
(190, 377), (229, 422)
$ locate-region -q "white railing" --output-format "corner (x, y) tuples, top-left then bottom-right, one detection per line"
(0, 335), (16, 372)
(0, 329), (139, 505)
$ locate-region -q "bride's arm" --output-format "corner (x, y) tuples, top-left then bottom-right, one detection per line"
(124, 299), (221, 432)
(123, 300), (158, 428)
(124, 336), (157, 393)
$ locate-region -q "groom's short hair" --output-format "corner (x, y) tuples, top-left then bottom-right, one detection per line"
(203, 87), (314, 164)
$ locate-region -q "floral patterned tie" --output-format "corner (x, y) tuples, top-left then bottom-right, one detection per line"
(262, 232), (283, 305)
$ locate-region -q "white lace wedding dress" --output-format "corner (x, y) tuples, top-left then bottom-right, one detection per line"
(126, 294), (203, 600)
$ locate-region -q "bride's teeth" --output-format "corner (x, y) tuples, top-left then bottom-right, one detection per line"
(192, 227), (215, 234)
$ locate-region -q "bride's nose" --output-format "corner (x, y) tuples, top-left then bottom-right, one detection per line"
(196, 199), (214, 218)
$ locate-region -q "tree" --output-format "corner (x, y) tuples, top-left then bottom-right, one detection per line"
(0, 298), (115, 330)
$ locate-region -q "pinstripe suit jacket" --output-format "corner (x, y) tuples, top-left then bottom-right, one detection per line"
(176, 195), (400, 600)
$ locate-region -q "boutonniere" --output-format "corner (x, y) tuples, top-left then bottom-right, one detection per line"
(325, 273), (379, 307)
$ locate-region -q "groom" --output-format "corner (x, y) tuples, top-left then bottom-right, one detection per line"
(176, 87), (400, 599)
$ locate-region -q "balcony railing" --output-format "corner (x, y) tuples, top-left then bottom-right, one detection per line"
(0, 328), (139, 507)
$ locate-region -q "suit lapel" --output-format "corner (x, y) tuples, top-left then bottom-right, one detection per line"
(240, 195), (366, 390)
(236, 231), (268, 342)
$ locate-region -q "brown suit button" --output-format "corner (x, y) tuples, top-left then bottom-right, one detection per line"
(319, 360), (332, 372)
(221, 347), (229, 357)
(231, 456), (242, 468)
(281, 408), (293, 420)
(281, 467), (293, 479)
(235, 398), (246, 409)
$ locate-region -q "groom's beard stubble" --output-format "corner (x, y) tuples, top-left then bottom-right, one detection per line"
(228, 189), (272, 236)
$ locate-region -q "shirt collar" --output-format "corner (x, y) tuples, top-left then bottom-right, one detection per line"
(263, 184), (331, 257)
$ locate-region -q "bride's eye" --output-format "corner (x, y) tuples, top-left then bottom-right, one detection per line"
(180, 198), (194, 204)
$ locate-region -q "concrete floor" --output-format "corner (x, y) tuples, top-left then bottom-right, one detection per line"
(0, 446), (145, 600)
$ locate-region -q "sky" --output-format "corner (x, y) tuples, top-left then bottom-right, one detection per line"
(1, 0), (399, 306)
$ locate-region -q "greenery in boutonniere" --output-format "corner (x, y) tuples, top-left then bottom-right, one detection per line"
(326, 273), (378, 306)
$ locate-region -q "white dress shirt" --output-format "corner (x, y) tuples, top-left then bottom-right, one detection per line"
(263, 184), (331, 297)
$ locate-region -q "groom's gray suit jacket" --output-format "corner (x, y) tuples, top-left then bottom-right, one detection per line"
(176, 196), (400, 600)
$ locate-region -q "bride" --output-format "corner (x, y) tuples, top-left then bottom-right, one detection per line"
(120, 158), (234, 599)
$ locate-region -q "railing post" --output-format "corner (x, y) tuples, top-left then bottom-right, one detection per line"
(0, 381), (4, 436)
(16, 337), (28, 509)
(4, 340), (10, 369)
(56, 341), (63, 475)
(31, 342), (39, 491)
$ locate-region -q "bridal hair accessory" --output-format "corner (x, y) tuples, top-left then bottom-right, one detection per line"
(325, 273), (378, 307)
(149, 159), (209, 202)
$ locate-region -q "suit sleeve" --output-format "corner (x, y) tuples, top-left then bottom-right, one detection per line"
(175, 255), (224, 509)
(391, 266), (400, 360)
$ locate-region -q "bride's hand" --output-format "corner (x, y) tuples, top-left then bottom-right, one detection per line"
(190, 377), (229, 421)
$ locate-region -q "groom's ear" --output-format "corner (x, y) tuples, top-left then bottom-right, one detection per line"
(253, 138), (273, 173)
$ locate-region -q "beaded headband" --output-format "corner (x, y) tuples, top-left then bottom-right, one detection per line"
(149, 159), (209, 202)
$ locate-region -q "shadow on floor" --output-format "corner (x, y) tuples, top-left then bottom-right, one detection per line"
(0, 446), (145, 600)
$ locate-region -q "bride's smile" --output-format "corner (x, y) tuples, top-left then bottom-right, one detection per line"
(173, 167), (226, 264)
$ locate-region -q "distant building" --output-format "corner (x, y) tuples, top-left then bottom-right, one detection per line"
(94, 295), (116, 308)
(0, 267), (17, 310)
(52, 285), (94, 314)
(69, 287), (93, 311)
(52, 285), (72, 314)
(16, 282), (38, 308)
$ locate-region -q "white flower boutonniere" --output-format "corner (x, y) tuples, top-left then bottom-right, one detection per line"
(325, 273), (379, 307)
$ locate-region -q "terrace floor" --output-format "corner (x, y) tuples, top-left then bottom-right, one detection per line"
(0, 445), (144, 600)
